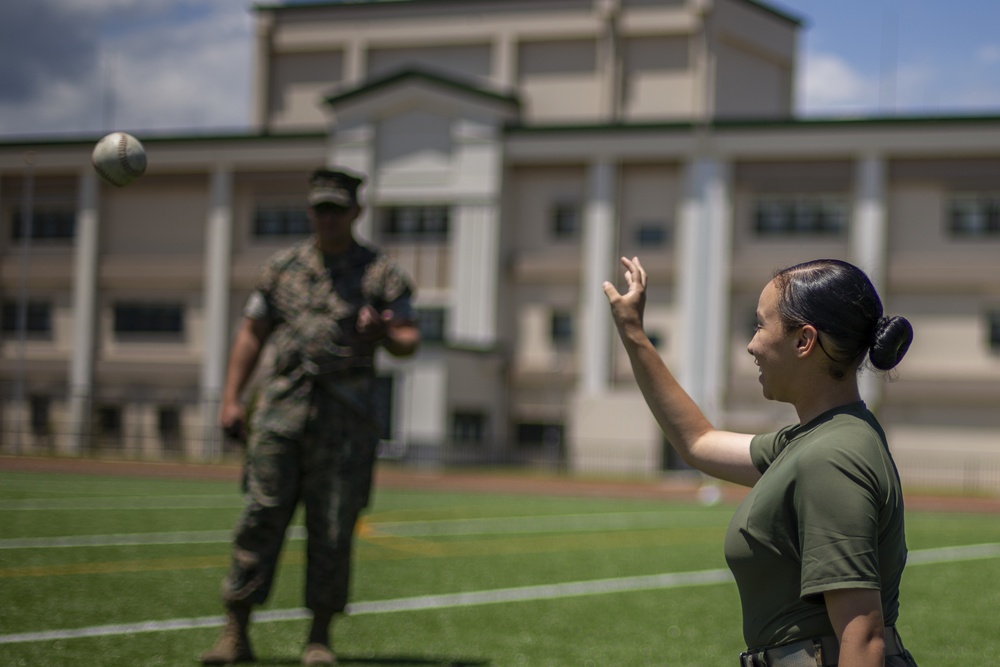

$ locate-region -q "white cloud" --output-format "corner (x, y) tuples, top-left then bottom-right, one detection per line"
(0, 1), (253, 137)
(103, 5), (253, 133)
(796, 51), (880, 115)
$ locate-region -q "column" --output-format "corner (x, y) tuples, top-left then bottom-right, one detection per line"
(449, 203), (500, 348)
(327, 123), (375, 241)
(581, 159), (617, 395)
(344, 39), (367, 84)
(200, 166), (234, 459)
(67, 170), (101, 454)
(492, 33), (516, 90)
(251, 13), (274, 132)
(676, 157), (732, 424)
(851, 154), (888, 409)
(596, 0), (621, 122)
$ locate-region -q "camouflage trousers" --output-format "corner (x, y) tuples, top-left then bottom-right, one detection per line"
(220, 389), (379, 614)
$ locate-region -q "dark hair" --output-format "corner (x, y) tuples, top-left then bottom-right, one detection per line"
(772, 259), (913, 380)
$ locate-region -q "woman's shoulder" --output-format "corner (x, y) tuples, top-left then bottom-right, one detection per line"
(795, 409), (890, 472)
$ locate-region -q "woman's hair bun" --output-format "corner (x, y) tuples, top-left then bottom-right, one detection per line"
(869, 316), (914, 371)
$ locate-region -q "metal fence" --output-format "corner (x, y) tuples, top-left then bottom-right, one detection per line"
(2, 403), (1000, 497)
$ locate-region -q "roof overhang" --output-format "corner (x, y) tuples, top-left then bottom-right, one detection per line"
(323, 67), (521, 127)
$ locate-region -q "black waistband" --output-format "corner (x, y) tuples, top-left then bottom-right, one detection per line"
(740, 625), (906, 667)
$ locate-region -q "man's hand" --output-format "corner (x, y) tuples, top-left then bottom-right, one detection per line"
(356, 304), (392, 342)
(220, 398), (247, 442)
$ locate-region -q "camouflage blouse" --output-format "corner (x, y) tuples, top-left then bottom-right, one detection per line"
(245, 238), (414, 437)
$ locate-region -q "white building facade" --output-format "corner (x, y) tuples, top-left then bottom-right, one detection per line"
(1, 0), (998, 489)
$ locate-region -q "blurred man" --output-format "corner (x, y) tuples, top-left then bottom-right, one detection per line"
(201, 168), (420, 666)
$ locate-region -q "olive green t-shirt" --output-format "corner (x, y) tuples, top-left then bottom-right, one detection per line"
(723, 402), (908, 650)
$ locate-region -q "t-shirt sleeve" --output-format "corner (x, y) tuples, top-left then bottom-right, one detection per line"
(750, 428), (788, 473)
(794, 440), (882, 601)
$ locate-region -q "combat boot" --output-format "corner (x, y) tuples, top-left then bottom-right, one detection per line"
(302, 643), (336, 665)
(302, 608), (336, 665)
(200, 604), (255, 665)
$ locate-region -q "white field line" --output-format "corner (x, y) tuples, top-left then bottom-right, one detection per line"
(1, 542), (998, 646)
(0, 527), (303, 550)
(0, 511), (717, 549)
(0, 569), (733, 645)
(0, 496), (243, 511)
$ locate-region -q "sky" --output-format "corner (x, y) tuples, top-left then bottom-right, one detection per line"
(2, 0), (1000, 139)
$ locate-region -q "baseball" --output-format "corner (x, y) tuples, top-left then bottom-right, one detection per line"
(91, 131), (147, 187)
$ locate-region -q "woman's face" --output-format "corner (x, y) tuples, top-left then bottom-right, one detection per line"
(747, 280), (800, 402)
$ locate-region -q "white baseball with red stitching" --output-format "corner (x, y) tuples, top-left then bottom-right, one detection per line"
(91, 132), (147, 187)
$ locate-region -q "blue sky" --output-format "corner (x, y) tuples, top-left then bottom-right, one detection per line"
(775, 0), (1000, 115)
(1, 0), (1000, 138)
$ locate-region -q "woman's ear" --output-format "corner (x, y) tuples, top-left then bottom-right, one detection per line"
(795, 325), (819, 358)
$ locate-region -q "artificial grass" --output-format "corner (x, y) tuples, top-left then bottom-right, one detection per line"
(2, 469), (999, 666)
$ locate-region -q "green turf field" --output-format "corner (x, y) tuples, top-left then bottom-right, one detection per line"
(1, 467), (999, 666)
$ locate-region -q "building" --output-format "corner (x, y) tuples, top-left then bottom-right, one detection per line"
(1, 0), (999, 490)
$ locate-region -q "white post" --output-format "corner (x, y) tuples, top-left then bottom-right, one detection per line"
(328, 124), (375, 241)
(676, 157), (731, 424)
(596, 0), (621, 122)
(581, 159), (617, 395)
(251, 13), (274, 132)
(493, 33), (516, 90)
(345, 39), (367, 84)
(200, 166), (234, 459)
(703, 159), (732, 425)
(449, 203), (500, 348)
(851, 154), (887, 410)
(67, 170), (101, 454)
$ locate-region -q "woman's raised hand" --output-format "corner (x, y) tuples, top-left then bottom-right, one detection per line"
(603, 256), (648, 334)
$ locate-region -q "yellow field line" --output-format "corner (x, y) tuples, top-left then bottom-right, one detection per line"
(357, 524), (720, 560)
(0, 552), (304, 579)
(0, 524), (720, 578)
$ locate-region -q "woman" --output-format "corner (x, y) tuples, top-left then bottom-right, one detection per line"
(603, 257), (918, 666)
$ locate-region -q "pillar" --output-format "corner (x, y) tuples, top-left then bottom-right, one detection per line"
(200, 166), (234, 459)
(67, 170), (101, 454)
(450, 203), (500, 348)
(581, 159), (618, 395)
(676, 157), (732, 424)
(851, 154), (888, 410)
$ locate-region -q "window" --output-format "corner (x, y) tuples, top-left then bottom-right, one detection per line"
(1, 301), (52, 334)
(550, 311), (574, 346)
(754, 195), (847, 237)
(452, 411), (488, 444)
(416, 307), (446, 343)
(636, 222), (669, 247)
(158, 406), (182, 451)
(516, 422), (563, 449)
(380, 206), (449, 242)
(96, 405), (123, 440)
(253, 205), (311, 236)
(646, 329), (665, 350)
(30, 395), (50, 436)
(552, 203), (580, 239)
(989, 311), (1000, 353)
(10, 205), (76, 240)
(661, 435), (692, 471)
(114, 303), (184, 334)
(949, 195), (1000, 237)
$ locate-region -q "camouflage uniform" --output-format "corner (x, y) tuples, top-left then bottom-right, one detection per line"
(221, 237), (414, 615)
